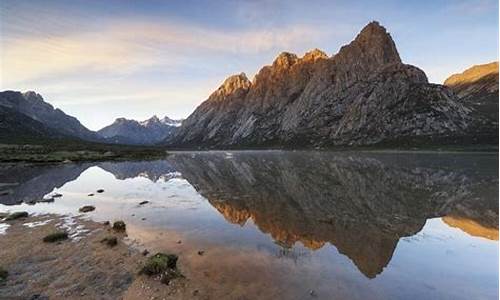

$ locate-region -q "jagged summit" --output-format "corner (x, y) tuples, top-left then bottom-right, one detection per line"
(272, 52), (299, 68)
(302, 48), (328, 61)
(211, 72), (252, 99)
(334, 21), (401, 67)
(99, 114), (182, 145)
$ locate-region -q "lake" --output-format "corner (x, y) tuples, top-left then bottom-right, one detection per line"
(0, 151), (498, 300)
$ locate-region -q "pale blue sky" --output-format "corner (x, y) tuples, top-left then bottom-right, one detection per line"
(1, 0), (498, 130)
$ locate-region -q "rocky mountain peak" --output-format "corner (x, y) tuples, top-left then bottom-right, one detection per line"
(302, 49), (328, 62)
(334, 21), (401, 69)
(272, 52), (299, 68)
(213, 72), (252, 98)
(22, 91), (50, 106)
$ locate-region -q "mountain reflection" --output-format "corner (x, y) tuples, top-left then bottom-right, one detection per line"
(167, 151), (498, 278)
(0, 163), (91, 205)
(0, 152), (497, 279)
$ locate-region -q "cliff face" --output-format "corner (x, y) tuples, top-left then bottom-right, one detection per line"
(169, 22), (471, 148)
(444, 62), (499, 122)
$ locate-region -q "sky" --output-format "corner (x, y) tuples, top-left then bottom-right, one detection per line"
(1, 0), (498, 130)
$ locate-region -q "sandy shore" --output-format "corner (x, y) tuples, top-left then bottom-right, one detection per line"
(0, 214), (201, 300)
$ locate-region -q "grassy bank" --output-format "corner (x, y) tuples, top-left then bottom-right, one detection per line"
(0, 141), (168, 163)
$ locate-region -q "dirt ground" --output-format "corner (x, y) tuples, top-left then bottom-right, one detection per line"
(0, 214), (202, 300)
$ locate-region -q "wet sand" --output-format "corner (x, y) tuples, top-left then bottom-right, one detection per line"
(0, 214), (199, 299)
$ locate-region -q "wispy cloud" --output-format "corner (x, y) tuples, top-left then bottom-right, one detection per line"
(1, 19), (324, 86)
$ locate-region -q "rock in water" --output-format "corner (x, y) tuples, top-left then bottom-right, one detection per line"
(168, 21), (472, 148)
(79, 205), (95, 213)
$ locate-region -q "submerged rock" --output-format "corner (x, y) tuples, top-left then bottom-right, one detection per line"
(100, 236), (118, 247)
(0, 267), (7, 281)
(112, 221), (126, 232)
(79, 205), (95, 213)
(4, 211), (28, 221)
(42, 231), (68, 243)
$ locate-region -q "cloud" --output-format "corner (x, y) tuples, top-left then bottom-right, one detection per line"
(1, 19), (324, 86)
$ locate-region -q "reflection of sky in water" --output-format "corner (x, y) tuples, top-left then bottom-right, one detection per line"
(0, 152), (498, 300)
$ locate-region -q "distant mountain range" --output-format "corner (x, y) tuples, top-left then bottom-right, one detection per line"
(0, 91), (181, 145)
(98, 115), (182, 145)
(0, 21), (497, 148)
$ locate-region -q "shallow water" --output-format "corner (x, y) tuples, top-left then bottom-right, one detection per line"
(0, 151), (498, 299)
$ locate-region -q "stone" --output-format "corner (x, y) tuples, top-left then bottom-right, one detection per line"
(79, 205), (95, 213)
(43, 231), (68, 243)
(4, 211), (28, 221)
(112, 221), (126, 232)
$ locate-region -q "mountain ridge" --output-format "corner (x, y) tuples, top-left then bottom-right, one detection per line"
(167, 21), (475, 148)
(98, 115), (182, 145)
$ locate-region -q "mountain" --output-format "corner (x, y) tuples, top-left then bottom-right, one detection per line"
(98, 115), (182, 145)
(0, 91), (100, 142)
(444, 62), (499, 122)
(0, 105), (68, 143)
(168, 22), (473, 148)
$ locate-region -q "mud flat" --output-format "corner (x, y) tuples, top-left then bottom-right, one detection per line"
(0, 214), (199, 299)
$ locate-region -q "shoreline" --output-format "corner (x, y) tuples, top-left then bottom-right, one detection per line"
(0, 214), (197, 299)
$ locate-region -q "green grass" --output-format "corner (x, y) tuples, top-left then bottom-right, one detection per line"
(0, 140), (168, 163)
(140, 253), (179, 276)
(112, 221), (126, 232)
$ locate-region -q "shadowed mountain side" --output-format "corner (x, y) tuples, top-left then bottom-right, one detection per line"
(166, 151), (498, 278)
(98, 160), (177, 182)
(0, 91), (100, 142)
(0, 163), (92, 205)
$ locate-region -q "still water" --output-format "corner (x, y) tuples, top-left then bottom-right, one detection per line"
(0, 151), (498, 299)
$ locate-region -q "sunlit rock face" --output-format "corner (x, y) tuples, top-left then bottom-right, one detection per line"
(443, 216), (498, 241)
(445, 62), (499, 123)
(169, 22), (472, 148)
(167, 151), (498, 278)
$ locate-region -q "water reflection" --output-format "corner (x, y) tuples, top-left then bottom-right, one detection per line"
(0, 151), (497, 282)
(167, 151), (498, 278)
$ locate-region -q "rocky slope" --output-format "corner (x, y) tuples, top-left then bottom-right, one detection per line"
(98, 115), (182, 145)
(0, 91), (100, 142)
(444, 62), (499, 122)
(168, 22), (472, 148)
(0, 105), (68, 143)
